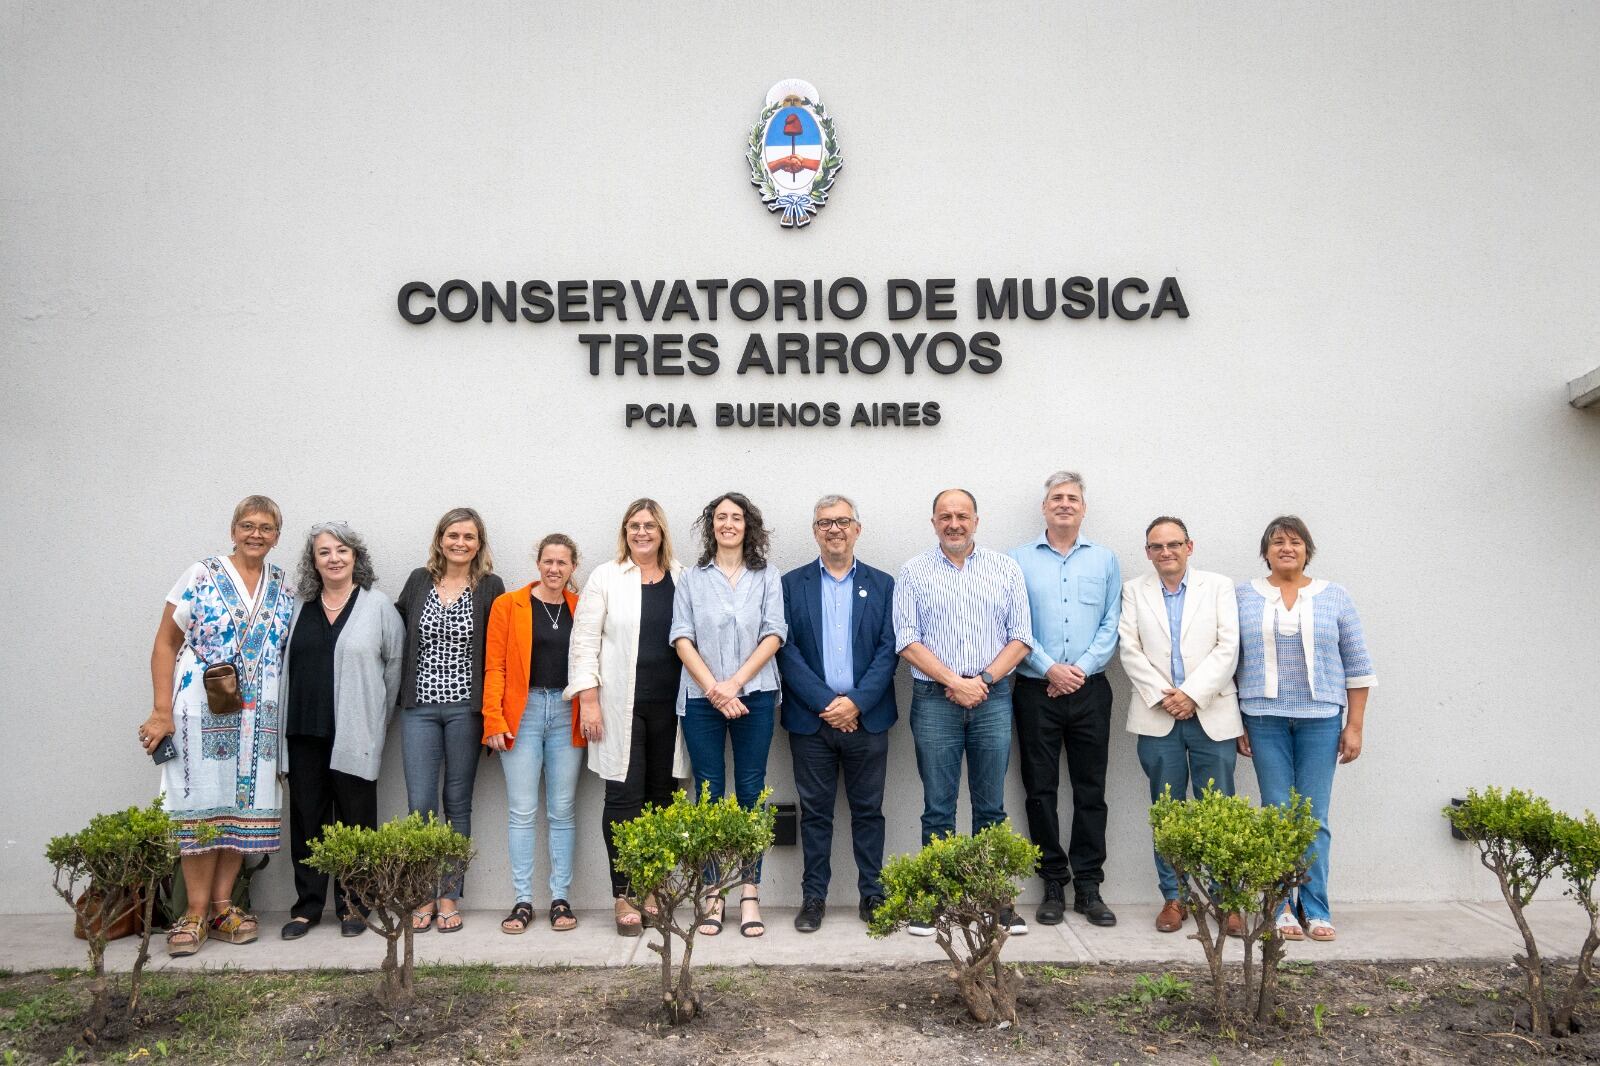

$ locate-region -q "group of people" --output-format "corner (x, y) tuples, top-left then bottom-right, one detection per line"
(134, 474), (1374, 957)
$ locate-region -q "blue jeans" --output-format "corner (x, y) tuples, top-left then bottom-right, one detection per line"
(681, 690), (776, 883)
(1136, 717), (1238, 900)
(500, 688), (584, 903)
(402, 702), (482, 900)
(1244, 713), (1340, 922)
(910, 677), (1012, 846)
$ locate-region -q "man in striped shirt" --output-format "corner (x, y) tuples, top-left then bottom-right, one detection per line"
(893, 488), (1034, 935)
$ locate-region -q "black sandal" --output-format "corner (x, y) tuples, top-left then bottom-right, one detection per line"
(697, 895), (725, 936)
(740, 893), (765, 938)
(500, 901), (534, 935)
(549, 899), (578, 932)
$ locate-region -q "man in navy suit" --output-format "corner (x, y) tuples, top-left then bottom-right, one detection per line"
(777, 494), (900, 933)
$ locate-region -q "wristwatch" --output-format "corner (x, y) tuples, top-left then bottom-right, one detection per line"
(979, 670), (996, 686)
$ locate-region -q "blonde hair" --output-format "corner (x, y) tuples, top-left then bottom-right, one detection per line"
(536, 533), (580, 592)
(615, 498), (676, 569)
(425, 506), (495, 587)
(231, 494), (283, 531)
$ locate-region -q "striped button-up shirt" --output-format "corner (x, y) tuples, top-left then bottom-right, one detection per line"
(892, 545), (1033, 680)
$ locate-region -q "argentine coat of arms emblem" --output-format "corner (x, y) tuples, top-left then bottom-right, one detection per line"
(747, 79), (841, 228)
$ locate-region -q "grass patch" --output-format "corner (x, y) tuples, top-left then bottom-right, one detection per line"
(0, 984), (81, 1033)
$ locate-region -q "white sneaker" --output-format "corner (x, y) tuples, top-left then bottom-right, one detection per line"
(907, 920), (935, 937)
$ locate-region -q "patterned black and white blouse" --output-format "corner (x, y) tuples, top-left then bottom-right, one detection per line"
(414, 586), (474, 705)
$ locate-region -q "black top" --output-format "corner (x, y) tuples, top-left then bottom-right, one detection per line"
(286, 587), (358, 738)
(634, 574), (678, 703)
(529, 595), (572, 690)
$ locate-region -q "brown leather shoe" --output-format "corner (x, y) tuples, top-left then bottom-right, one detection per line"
(1225, 911), (1246, 938)
(1155, 899), (1188, 933)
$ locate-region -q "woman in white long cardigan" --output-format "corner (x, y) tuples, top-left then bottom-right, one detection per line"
(565, 498), (688, 936)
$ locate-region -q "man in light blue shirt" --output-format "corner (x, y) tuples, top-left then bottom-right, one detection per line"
(1009, 470), (1122, 929)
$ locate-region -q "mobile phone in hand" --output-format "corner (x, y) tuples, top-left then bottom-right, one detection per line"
(151, 735), (177, 765)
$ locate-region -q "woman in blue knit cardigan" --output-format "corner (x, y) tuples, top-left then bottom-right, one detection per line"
(1235, 515), (1375, 943)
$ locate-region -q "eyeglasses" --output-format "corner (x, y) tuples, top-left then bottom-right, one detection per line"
(1145, 540), (1189, 553)
(814, 518), (857, 531)
(626, 522), (659, 534)
(237, 522), (279, 536)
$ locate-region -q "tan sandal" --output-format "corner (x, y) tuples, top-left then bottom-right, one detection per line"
(167, 915), (207, 957)
(614, 896), (643, 937)
(1306, 919), (1337, 942)
(209, 903), (258, 945)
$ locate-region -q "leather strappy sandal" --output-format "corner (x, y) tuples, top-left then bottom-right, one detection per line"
(209, 903), (259, 945)
(166, 914), (207, 957)
(549, 899), (578, 932)
(739, 893), (765, 939)
(501, 901), (534, 935)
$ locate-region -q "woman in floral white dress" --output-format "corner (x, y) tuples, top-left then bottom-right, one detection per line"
(138, 495), (295, 956)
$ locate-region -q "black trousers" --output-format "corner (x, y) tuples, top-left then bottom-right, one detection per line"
(603, 699), (680, 897)
(789, 722), (889, 902)
(287, 735), (378, 921)
(1013, 673), (1112, 886)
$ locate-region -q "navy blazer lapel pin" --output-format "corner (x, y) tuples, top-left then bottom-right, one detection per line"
(858, 588), (868, 598)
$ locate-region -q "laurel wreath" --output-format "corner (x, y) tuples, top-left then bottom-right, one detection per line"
(746, 97), (842, 223)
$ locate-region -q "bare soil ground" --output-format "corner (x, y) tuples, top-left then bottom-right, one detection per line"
(2, 958), (1597, 1064)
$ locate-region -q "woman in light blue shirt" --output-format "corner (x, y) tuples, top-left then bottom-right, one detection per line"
(1235, 515), (1375, 944)
(671, 491), (787, 938)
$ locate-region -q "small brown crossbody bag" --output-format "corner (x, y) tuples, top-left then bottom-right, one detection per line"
(196, 579), (270, 716)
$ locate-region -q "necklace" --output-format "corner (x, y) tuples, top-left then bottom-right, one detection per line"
(321, 586), (354, 614)
(537, 598), (565, 630)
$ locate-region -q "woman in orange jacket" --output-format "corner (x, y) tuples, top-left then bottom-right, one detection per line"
(483, 533), (585, 933)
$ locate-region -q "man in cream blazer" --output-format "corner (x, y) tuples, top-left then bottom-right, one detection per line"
(1118, 516), (1242, 933)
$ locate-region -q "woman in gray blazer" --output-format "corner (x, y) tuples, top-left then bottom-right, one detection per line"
(278, 521), (404, 940)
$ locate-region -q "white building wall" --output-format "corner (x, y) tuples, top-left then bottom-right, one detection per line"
(2, 0), (1598, 914)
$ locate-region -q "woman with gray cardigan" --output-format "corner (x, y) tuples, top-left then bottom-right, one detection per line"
(278, 521), (404, 940)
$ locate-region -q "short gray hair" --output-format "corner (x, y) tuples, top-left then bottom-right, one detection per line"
(1043, 470), (1085, 498)
(296, 521), (379, 600)
(813, 494), (860, 521)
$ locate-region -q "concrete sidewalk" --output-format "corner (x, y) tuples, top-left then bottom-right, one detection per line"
(1, 901), (1590, 974)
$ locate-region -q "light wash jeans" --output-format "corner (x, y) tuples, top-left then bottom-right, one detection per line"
(501, 687), (584, 903)
(1244, 713), (1340, 922)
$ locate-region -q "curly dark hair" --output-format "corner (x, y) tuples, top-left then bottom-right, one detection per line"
(694, 492), (770, 570)
(296, 521), (379, 600)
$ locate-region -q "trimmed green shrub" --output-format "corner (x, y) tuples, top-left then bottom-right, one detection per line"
(307, 813), (473, 1007)
(1552, 810), (1600, 1035)
(45, 798), (187, 1039)
(1150, 787), (1318, 1026)
(1446, 788), (1599, 1036)
(612, 784), (775, 1025)
(868, 821), (1040, 1025)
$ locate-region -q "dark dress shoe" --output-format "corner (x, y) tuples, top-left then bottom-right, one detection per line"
(1074, 890), (1118, 927)
(1036, 880), (1066, 925)
(340, 915), (367, 937)
(859, 896), (885, 924)
(794, 898), (826, 933)
(280, 917), (317, 941)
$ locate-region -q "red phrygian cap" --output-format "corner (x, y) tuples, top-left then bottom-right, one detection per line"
(783, 114), (803, 136)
